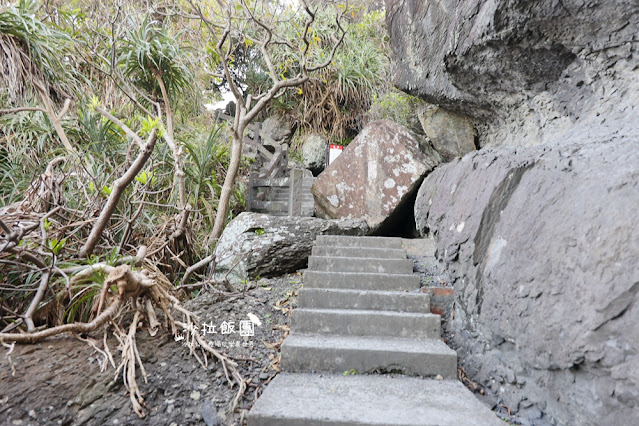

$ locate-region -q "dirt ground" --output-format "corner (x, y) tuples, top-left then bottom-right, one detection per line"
(0, 273), (302, 426)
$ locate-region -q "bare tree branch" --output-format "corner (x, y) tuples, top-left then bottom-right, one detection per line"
(32, 80), (76, 154)
(23, 267), (52, 331)
(0, 106), (47, 115)
(80, 129), (157, 257)
(96, 106), (144, 147)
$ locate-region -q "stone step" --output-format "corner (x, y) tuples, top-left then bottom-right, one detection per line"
(308, 256), (413, 274)
(315, 235), (404, 249)
(249, 373), (503, 425)
(311, 246), (407, 259)
(303, 271), (420, 291)
(298, 288), (430, 313)
(281, 334), (456, 377)
(251, 200), (288, 211)
(291, 309), (440, 339)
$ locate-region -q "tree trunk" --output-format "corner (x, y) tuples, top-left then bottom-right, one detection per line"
(209, 128), (244, 244)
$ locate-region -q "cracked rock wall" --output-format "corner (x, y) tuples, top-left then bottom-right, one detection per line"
(386, 0), (639, 149)
(415, 141), (639, 425)
(387, 0), (639, 424)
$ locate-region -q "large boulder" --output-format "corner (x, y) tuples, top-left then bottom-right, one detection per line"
(311, 120), (440, 232)
(414, 139), (639, 425)
(390, 2), (639, 423)
(214, 212), (368, 282)
(418, 105), (476, 162)
(386, 0), (639, 149)
(301, 133), (327, 175)
(261, 114), (294, 144)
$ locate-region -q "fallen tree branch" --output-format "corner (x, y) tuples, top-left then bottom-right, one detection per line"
(80, 129), (157, 257)
(0, 264), (145, 343)
(32, 80), (75, 155)
(180, 254), (214, 286)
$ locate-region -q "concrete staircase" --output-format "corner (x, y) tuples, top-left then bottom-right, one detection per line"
(249, 236), (502, 425)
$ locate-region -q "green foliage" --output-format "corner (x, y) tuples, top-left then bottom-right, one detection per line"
(47, 238), (66, 255)
(0, 109), (55, 205)
(64, 269), (105, 324)
(367, 89), (426, 129)
(69, 108), (124, 156)
(140, 116), (165, 138)
(0, 0), (393, 334)
(135, 170), (155, 186)
(0, 0), (77, 101)
(119, 16), (191, 100)
(184, 125), (227, 210)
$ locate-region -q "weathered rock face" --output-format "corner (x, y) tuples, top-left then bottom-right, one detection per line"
(414, 139), (639, 425)
(418, 105), (476, 162)
(261, 114), (294, 144)
(386, 0), (639, 149)
(214, 212), (368, 282)
(311, 120), (440, 232)
(390, 1), (639, 423)
(301, 133), (327, 175)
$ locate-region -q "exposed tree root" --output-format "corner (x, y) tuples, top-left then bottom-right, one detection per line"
(0, 264), (246, 418)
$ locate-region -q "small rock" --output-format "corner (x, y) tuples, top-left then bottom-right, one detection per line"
(190, 391), (201, 401)
(262, 114), (294, 144)
(201, 400), (223, 426)
(28, 410), (36, 418)
(418, 105), (476, 162)
(301, 133), (328, 175)
(435, 375), (444, 380)
(259, 372), (270, 380)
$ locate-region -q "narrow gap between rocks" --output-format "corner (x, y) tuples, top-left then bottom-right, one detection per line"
(372, 185), (420, 238)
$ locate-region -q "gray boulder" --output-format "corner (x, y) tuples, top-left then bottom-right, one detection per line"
(414, 139), (639, 426)
(418, 105), (476, 162)
(390, 0), (639, 424)
(311, 120), (440, 232)
(214, 212), (368, 282)
(301, 133), (327, 175)
(261, 114), (294, 144)
(386, 0), (639, 149)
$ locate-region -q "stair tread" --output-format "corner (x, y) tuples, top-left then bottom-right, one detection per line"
(283, 333), (453, 353)
(299, 288), (425, 296)
(249, 373), (502, 425)
(294, 308), (437, 318)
